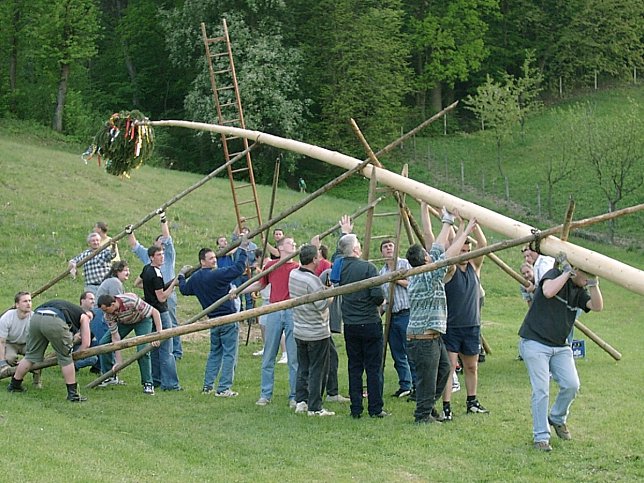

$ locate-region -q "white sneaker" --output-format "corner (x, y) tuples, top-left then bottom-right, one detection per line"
(295, 401), (308, 413)
(215, 389), (238, 398)
(253, 348), (264, 357)
(98, 376), (126, 387)
(452, 372), (460, 392)
(255, 397), (271, 406)
(326, 394), (350, 403)
(277, 353), (288, 364)
(308, 408), (335, 417)
(288, 399), (297, 409)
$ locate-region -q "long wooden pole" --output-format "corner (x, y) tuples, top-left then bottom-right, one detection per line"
(85, 344), (154, 389)
(146, 120), (644, 295)
(1, 229), (545, 379)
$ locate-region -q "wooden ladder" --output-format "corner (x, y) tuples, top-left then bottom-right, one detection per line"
(201, 19), (262, 231)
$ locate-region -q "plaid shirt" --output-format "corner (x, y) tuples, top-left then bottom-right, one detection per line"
(71, 246), (115, 285)
(104, 293), (154, 333)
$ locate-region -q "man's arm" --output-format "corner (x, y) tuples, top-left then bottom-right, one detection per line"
(470, 223), (487, 274)
(586, 278), (604, 312)
(155, 282), (175, 303)
(0, 337), (7, 363)
(134, 276), (144, 289)
(78, 314), (92, 351)
(420, 201), (435, 249)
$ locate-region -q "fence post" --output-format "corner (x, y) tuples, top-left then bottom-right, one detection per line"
(634, 66), (638, 84)
(461, 160), (465, 190)
(559, 77), (563, 97)
(504, 176), (510, 201)
(594, 71), (598, 90)
(482, 172), (485, 191)
(444, 154), (448, 182)
(443, 114), (447, 136)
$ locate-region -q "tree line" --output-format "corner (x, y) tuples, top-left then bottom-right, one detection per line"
(0, 0), (642, 184)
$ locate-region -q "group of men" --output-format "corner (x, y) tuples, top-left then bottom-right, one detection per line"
(3, 205), (605, 451)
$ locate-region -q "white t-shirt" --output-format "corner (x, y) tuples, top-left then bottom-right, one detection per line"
(534, 255), (556, 287)
(0, 309), (32, 345)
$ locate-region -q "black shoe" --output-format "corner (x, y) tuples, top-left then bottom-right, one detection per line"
(415, 414), (441, 424)
(7, 384), (25, 393)
(391, 388), (411, 398)
(431, 408), (446, 422)
(466, 399), (489, 414)
(442, 406), (453, 421)
(90, 366), (101, 374)
(370, 411), (391, 418)
(67, 393), (88, 402)
(407, 389), (416, 402)
(478, 353), (486, 363)
(351, 413), (362, 419)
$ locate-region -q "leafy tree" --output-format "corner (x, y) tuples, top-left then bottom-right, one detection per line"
(22, 0), (101, 132)
(569, 99), (644, 241)
(404, 0), (498, 116)
(503, 50), (542, 139)
(464, 74), (518, 179)
(544, 122), (578, 219)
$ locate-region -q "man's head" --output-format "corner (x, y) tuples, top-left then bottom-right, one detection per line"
(241, 227), (252, 238)
(278, 237), (297, 257)
(521, 245), (538, 265)
(380, 239), (395, 259)
(80, 291), (96, 311)
(97, 294), (118, 314)
(406, 244), (428, 268)
(199, 248), (217, 269)
(571, 267), (595, 288)
(94, 221), (109, 237)
(148, 245), (164, 267)
(217, 236), (228, 249)
(338, 234), (361, 258)
(520, 262), (534, 282)
(457, 238), (472, 267)
(273, 229), (284, 242)
(299, 244), (319, 269)
(87, 232), (102, 250)
(14, 291), (32, 315)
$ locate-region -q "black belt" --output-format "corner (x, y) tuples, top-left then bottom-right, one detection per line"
(393, 309), (410, 315)
(87, 282), (101, 286)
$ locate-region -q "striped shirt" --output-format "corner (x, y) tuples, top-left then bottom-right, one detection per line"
(104, 293), (154, 333)
(407, 244), (449, 335)
(379, 258), (411, 313)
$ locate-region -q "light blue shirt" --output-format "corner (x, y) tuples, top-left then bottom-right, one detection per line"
(132, 236), (175, 282)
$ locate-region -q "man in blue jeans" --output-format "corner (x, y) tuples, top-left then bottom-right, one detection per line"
(178, 244), (248, 397)
(519, 253), (603, 452)
(379, 239), (414, 399)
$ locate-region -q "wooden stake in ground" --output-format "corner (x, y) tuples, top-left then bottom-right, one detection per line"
(86, 344), (154, 389)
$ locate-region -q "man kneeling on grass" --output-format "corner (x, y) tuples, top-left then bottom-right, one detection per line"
(289, 244), (335, 417)
(518, 252), (603, 452)
(97, 293), (162, 395)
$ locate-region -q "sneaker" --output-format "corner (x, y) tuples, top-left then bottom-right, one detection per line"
(407, 389), (416, 402)
(431, 408), (446, 422)
(215, 389), (238, 398)
(467, 399), (489, 414)
(252, 348), (264, 357)
(256, 397), (271, 406)
(534, 441), (553, 452)
(452, 373), (460, 392)
(277, 353), (288, 364)
(143, 383), (155, 395)
(202, 386), (215, 395)
(548, 417), (572, 440)
(415, 415), (441, 424)
(391, 388), (411, 398)
(308, 408), (335, 417)
(442, 406), (453, 421)
(295, 401), (308, 413)
(67, 393), (88, 402)
(350, 413), (361, 419)
(326, 394), (350, 403)
(162, 385), (184, 392)
(370, 411), (391, 418)
(98, 376), (126, 387)
(288, 399), (297, 409)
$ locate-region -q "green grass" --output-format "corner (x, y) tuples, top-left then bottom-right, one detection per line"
(1, 109), (643, 481)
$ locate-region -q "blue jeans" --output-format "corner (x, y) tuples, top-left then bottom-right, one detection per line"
(388, 310), (413, 391)
(260, 309), (298, 401)
(73, 344), (98, 371)
(167, 292), (183, 359)
(98, 317), (154, 385)
(295, 337), (330, 412)
(203, 322), (239, 392)
(344, 323), (384, 417)
(407, 337), (450, 421)
(151, 311), (180, 389)
(519, 338), (580, 443)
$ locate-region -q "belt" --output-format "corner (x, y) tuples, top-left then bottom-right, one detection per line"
(87, 282), (101, 286)
(36, 310), (58, 317)
(392, 309), (410, 315)
(407, 332), (441, 341)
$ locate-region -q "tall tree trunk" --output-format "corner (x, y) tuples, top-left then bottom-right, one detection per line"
(430, 84), (442, 113)
(52, 63), (70, 132)
(9, 3), (20, 114)
(116, 0), (139, 106)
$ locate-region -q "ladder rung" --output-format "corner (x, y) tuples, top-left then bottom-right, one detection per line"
(238, 199), (255, 206)
(222, 118), (240, 125)
(243, 215), (259, 221)
(235, 183), (252, 189)
(221, 102), (237, 108)
(373, 212), (399, 217)
(214, 68), (231, 75)
(217, 86), (235, 91)
(211, 51), (229, 58)
(228, 152), (245, 158)
(371, 235), (394, 240)
(225, 136), (240, 141)
(231, 167), (249, 174)
(369, 257), (387, 263)
(206, 36), (226, 43)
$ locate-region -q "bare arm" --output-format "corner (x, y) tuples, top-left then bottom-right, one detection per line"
(586, 280), (603, 312)
(470, 223), (487, 274)
(155, 283), (175, 303)
(0, 337), (7, 361)
(241, 279), (266, 294)
(134, 276), (143, 289)
(542, 272), (572, 298)
(78, 314), (92, 351)
(150, 308), (162, 346)
(420, 201), (435, 249)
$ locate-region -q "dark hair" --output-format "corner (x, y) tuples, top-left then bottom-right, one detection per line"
(254, 248), (264, 259)
(380, 239), (394, 251)
(95, 221), (108, 234)
(273, 228), (284, 235)
(80, 291), (94, 303)
(319, 244), (329, 260)
(299, 244), (318, 265)
(14, 291), (30, 304)
(199, 248), (214, 262)
(97, 294), (116, 308)
(148, 245), (163, 257)
(406, 244), (426, 268)
(106, 260), (128, 279)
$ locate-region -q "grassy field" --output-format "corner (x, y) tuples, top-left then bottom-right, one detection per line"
(0, 117), (643, 481)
